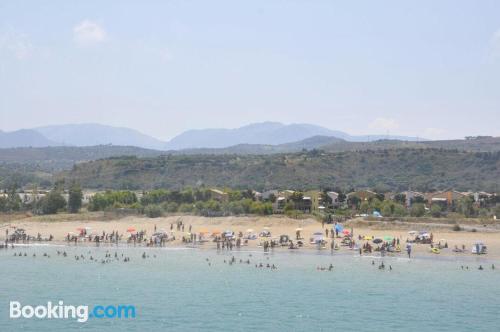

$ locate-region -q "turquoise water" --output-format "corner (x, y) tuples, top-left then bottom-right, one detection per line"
(0, 245), (499, 331)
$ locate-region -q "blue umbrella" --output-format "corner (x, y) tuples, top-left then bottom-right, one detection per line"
(335, 224), (343, 232)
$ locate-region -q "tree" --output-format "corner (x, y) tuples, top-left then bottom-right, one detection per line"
(430, 204), (442, 218)
(360, 201), (370, 214)
(290, 191), (304, 203)
(320, 190), (332, 206)
(39, 190), (67, 214)
(68, 184), (83, 213)
(267, 193), (277, 203)
(410, 203), (425, 217)
(347, 196), (361, 209)
(457, 196), (475, 218)
(393, 193), (406, 205)
(145, 205), (163, 218)
(392, 204), (407, 217)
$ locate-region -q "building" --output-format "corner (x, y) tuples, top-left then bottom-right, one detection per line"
(347, 190), (378, 202)
(426, 190), (467, 207)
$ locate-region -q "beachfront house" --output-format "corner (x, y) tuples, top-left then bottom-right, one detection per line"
(426, 190), (467, 208)
(400, 190), (425, 207)
(347, 190), (378, 202)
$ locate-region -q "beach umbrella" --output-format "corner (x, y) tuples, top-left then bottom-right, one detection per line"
(313, 232), (323, 236)
(383, 235), (394, 241)
(342, 229), (350, 235)
(363, 236), (373, 240)
(295, 228), (303, 231)
(335, 224), (343, 232)
(126, 227), (136, 233)
(373, 238), (383, 244)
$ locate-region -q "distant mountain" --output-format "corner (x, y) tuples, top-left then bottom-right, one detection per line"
(164, 122), (423, 150)
(34, 124), (165, 150)
(0, 129), (57, 148)
(175, 135), (345, 155)
(1, 122), (425, 150)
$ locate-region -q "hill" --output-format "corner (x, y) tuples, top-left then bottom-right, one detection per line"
(0, 129), (58, 148)
(164, 122), (422, 150)
(60, 149), (500, 192)
(34, 124), (166, 150)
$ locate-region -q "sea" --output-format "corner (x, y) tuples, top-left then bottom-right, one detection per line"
(0, 244), (499, 331)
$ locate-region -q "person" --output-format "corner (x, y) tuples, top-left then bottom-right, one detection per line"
(406, 243), (412, 258)
(325, 229), (329, 238)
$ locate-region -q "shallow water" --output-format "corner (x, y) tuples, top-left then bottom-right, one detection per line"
(0, 245), (499, 331)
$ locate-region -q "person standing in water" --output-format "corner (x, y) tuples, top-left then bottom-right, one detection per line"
(406, 243), (412, 258)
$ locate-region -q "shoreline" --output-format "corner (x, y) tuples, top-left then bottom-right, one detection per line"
(1, 214), (499, 260)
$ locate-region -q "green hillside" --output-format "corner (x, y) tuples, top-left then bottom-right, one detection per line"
(60, 149), (500, 192)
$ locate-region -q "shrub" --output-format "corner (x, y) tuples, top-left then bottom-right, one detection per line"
(452, 224), (462, 231)
(145, 205), (163, 218)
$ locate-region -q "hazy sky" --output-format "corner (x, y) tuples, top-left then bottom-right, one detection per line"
(1, 1), (499, 140)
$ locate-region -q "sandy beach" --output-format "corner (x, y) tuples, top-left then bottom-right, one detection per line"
(1, 213), (499, 260)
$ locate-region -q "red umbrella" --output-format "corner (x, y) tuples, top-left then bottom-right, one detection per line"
(342, 229), (350, 235)
(126, 227), (136, 233)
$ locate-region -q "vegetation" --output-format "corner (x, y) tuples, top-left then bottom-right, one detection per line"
(67, 183), (83, 213)
(38, 190), (67, 214)
(58, 149), (500, 192)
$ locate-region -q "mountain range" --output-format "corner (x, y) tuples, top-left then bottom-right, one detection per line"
(0, 122), (424, 150)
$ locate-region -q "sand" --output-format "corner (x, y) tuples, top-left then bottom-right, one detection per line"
(1, 213), (499, 259)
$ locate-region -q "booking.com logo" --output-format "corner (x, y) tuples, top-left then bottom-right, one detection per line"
(9, 301), (136, 323)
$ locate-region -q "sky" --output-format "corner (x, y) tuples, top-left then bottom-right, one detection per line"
(1, 0), (499, 141)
